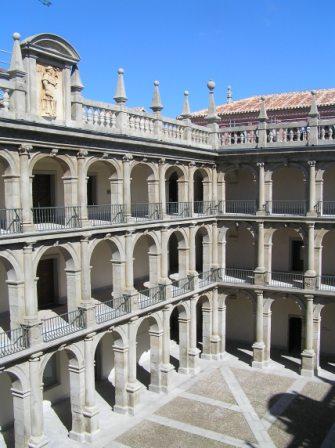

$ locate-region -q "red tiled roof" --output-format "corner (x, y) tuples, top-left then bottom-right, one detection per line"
(192, 89), (335, 117)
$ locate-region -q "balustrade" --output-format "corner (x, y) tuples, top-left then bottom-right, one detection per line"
(83, 100), (118, 129)
(267, 123), (308, 144)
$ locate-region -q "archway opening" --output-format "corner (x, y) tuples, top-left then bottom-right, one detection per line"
(320, 304), (335, 374)
(133, 234), (158, 290)
(225, 168), (257, 213)
(226, 227), (256, 282)
(322, 165), (335, 215)
(165, 166), (185, 216)
(196, 296), (211, 356)
(167, 231), (187, 280)
(0, 372), (14, 447)
(170, 306), (180, 370)
(195, 227), (210, 273)
(272, 166), (306, 214)
(130, 164), (156, 219)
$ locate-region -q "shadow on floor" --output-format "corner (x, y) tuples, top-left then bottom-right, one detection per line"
(170, 355), (180, 371)
(96, 378), (116, 408)
(0, 425), (14, 448)
(137, 364), (150, 388)
(226, 341), (253, 365)
(270, 348), (301, 374)
(52, 398), (72, 431)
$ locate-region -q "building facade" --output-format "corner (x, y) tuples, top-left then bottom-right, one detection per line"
(0, 32), (335, 447)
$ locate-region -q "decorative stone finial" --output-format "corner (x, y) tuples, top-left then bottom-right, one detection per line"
(114, 68), (127, 105)
(308, 90), (319, 118)
(9, 31), (25, 74)
(71, 65), (84, 91)
(150, 80), (163, 113)
(206, 80), (219, 123)
(180, 90), (191, 119)
(258, 96), (268, 121)
(226, 85), (233, 103)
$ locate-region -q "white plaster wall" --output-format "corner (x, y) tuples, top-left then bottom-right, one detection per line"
(272, 229), (304, 272)
(273, 167), (305, 201)
(322, 231), (335, 275)
(0, 373), (13, 429)
(33, 158), (65, 207)
(88, 162), (112, 205)
(226, 296), (254, 343)
(321, 304), (335, 355)
(226, 169), (257, 200)
(271, 298), (302, 350)
(226, 229), (256, 269)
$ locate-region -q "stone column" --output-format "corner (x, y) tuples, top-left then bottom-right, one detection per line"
(149, 328), (163, 393)
(68, 359), (86, 442)
(113, 342), (129, 414)
(265, 175), (273, 214)
(217, 172), (226, 213)
(18, 144), (33, 231)
(218, 291), (227, 358)
(252, 290), (266, 368)
(83, 334), (99, 440)
(212, 165), (218, 203)
(257, 162), (265, 214)
(79, 237), (95, 327)
(188, 163), (195, 215)
(178, 312), (190, 374)
(110, 177), (123, 206)
(126, 318), (142, 414)
(210, 288), (220, 358)
(3, 174), (21, 209)
(188, 295), (200, 373)
(28, 354), (47, 448)
(158, 159), (166, 216)
(301, 295), (315, 377)
(255, 222), (266, 285)
(263, 298), (273, 366)
(313, 306), (323, 374)
(77, 151), (88, 225)
(308, 161), (317, 216)
(211, 222), (219, 269)
(125, 232), (134, 293)
(201, 300), (212, 359)
(218, 228), (227, 272)
(122, 155), (132, 220)
(188, 223), (197, 275)
(11, 384), (31, 448)
(304, 223), (316, 289)
(111, 260), (126, 297)
(161, 305), (175, 392)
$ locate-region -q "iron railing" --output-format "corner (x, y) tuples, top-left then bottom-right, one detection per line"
(0, 208), (22, 234)
(32, 206), (81, 230)
(87, 204), (126, 225)
(198, 270), (214, 288)
(319, 275), (335, 291)
(95, 295), (130, 323)
(219, 267), (255, 284)
(194, 201), (218, 216)
(171, 276), (194, 298)
(138, 285), (166, 309)
(41, 309), (85, 342)
(220, 200), (257, 215)
(266, 200), (307, 216)
(268, 271), (304, 289)
(316, 201), (335, 216)
(166, 202), (192, 218)
(0, 326), (28, 358)
(131, 203), (162, 221)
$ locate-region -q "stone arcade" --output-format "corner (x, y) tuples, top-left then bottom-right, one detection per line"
(0, 32), (335, 447)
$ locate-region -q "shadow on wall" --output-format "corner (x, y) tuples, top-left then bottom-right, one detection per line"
(267, 382), (335, 447)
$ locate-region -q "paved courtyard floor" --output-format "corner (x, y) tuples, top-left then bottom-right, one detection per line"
(3, 346), (335, 448)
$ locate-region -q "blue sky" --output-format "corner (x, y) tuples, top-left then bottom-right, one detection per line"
(1, 0), (334, 116)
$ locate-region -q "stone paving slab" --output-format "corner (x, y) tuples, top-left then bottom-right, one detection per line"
(186, 368), (236, 405)
(115, 419), (231, 448)
(155, 395), (256, 443)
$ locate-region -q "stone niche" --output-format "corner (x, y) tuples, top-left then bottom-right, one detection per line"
(20, 33), (80, 124)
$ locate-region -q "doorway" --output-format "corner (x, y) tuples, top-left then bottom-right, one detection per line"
(288, 316), (302, 354)
(291, 240), (304, 272)
(37, 258), (58, 309)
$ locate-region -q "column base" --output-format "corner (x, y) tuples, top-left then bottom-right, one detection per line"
(127, 381), (144, 415)
(69, 430), (86, 443)
(83, 405), (100, 441)
(300, 349), (315, 377)
(149, 383), (162, 394)
(210, 335), (221, 359)
(252, 342), (266, 368)
(114, 404), (129, 415)
(188, 348), (200, 374)
(160, 363), (175, 393)
(28, 436), (48, 448)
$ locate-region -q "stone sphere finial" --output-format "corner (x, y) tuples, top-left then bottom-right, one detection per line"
(118, 68), (124, 74)
(184, 90), (189, 96)
(13, 32), (21, 41)
(311, 90), (316, 96)
(154, 80), (160, 87)
(260, 96), (265, 101)
(207, 80), (215, 91)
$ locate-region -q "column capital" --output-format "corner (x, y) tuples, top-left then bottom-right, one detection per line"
(308, 160), (316, 167)
(304, 294), (314, 301)
(76, 148), (88, 159)
(257, 162), (265, 168)
(18, 143), (32, 156)
(122, 153), (133, 162)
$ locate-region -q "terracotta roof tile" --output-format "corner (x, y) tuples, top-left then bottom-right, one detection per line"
(192, 88), (335, 117)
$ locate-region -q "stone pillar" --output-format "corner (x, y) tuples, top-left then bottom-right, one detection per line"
(110, 177), (123, 206)
(255, 222), (266, 285)
(28, 354), (47, 448)
(148, 251), (161, 286)
(11, 384), (31, 448)
(122, 155), (132, 220)
(3, 174), (21, 209)
(263, 299), (273, 366)
(218, 228), (227, 271)
(149, 328), (163, 393)
(201, 299), (212, 359)
(257, 162), (265, 214)
(301, 295), (315, 377)
(211, 222), (219, 269)
(217, 173), (226, 213)
(68, 359), (86, 442)
(161, 305), (175, 392)
(265, 175), (273, 214)
(252, 290), (266, 368)
(313, 306), (323, 374)
(308, 161), (317, 216)
(125, 232), (135, 293)
(188, 223), (197, 275)
(79, 237), (95, 327)
(111, 260), (126, 297)
(212, 165), (218, 203)
(188, 163), (195, 215)
(218, 291), (227, 358)
(188, 295), (200, 373)
(159, 159), (166, 216)
(113, 342), (129, 414)
(83, 334), (99, 441)
(304, 223), (316, 289)
(265, 242), (272, 284)
(77, 151), (88, 225)
(18, 145), (33, 231)
(210, 288), (220, 358)
(126, 318), (143, 414)
(178, 312), (190, 373)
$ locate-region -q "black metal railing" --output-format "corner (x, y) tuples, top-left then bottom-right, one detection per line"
(0, 208), (23, 234)
(268, 271), (304, 289)
(171, 276), (194, 298)
(41, 309), (85, 342)
(198, 270), (214, 287)
(319, 275), (335, 291)
(87, 204), (126, 225)
(95, 295), (130, 323)
(266, 200), (307, 216)
(194, 201), (218, 216)
(32, 206), (81, 230)
(316, 201), (335, 216)
(131, 203), (162, 221)
(221, 200), (257, 215)
(218, 267), (255, 284)
(166, 201), (192, 218)
(138, 284), (166, 309)
(0, 326), (28, 358)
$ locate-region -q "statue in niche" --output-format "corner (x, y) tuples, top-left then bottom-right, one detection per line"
(40, 65), (60, 117)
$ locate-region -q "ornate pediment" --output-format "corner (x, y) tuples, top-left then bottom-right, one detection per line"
(21, 33), (80, 65)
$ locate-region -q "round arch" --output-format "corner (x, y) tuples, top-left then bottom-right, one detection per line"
(133, 233), (159, 288)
